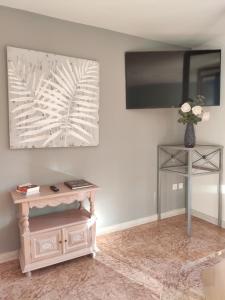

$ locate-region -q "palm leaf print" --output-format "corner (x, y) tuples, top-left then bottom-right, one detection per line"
(8, 60), (49, 145)
(7, 47), (99, 148)
(39, 59), (99, 147)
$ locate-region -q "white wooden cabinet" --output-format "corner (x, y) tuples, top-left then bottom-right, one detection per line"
(11, 183), (98, 276)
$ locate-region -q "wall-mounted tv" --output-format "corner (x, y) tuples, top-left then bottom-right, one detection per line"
(125, 50), (221, 109)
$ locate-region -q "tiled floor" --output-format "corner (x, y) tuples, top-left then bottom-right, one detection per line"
(1, 215), (225, 300)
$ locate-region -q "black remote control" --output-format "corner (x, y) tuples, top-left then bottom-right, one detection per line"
(50, 185), (59, 192)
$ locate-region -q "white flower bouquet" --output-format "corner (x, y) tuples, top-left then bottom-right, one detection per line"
(178, 95), (210, 124)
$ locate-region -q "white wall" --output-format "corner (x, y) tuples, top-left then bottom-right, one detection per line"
(193, 35), (225, 223)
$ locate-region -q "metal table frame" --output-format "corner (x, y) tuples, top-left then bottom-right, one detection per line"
(157, 144), (223, 236)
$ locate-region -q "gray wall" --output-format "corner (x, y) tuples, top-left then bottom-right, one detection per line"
(191, 36), (225, 220)
(0, 6), (184, 254)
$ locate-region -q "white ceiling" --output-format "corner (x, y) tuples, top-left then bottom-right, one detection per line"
(0, 0), (225, 47)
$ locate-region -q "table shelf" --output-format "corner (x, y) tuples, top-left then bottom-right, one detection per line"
(29, 208), (91, 233)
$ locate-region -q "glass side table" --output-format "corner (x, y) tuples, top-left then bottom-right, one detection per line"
(157, 144), (223, 236)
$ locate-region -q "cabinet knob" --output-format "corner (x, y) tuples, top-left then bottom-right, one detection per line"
(64, 239), (68, 243)
(59, 241), (62, 244)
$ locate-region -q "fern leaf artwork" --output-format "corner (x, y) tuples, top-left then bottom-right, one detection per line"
(7, 47), (99, 149)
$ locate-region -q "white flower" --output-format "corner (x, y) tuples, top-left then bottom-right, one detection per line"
(181, 102), (191, 113)
(192, 105), (202, 116)
(202, 111), (210, 121)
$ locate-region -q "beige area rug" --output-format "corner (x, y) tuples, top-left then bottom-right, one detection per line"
(97, 215), (225, 299)
(1, 215), (225, 299)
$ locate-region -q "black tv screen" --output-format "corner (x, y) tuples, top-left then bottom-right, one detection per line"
(125, 50), (221, 109)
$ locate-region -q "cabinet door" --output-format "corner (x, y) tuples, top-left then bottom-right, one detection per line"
(64, 224), (92, 254)
(30, 230), (62, 262)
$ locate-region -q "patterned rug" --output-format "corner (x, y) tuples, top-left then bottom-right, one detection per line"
(97, 215), (225, 299)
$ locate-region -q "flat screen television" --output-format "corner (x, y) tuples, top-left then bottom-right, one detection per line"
(125, 50), (221, 109)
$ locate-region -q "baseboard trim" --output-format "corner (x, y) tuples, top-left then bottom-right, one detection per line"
(97, 215), (158, 236)
(0, 250), (18, 264)
(1, 208), (219, 264)
(97, 208), (185, 236)
(161, 208), (185, 219)
(192, 209), (225, 228)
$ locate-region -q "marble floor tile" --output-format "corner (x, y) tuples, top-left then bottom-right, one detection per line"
(1, 215), (225, 299)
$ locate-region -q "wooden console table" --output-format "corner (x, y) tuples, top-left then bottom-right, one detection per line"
(11, 182), (99, 277)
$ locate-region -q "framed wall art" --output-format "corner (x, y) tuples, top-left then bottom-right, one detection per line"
(7, 47), (99, 149)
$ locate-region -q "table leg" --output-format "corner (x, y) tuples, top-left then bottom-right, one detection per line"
(157, 146), (161, 220)
(91, 221), (97, 257)
(187, 150), (192, 236)
(89, 191), (96, 216)
(26, 271), (32, 278)
(218, 148), (223, 227)
(185, 177), (188, 215)
(187, 176), (192, 236)
(89, 191), (96, 257)
(20, 203), (30, 234)
(19, 203), (31, 267)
